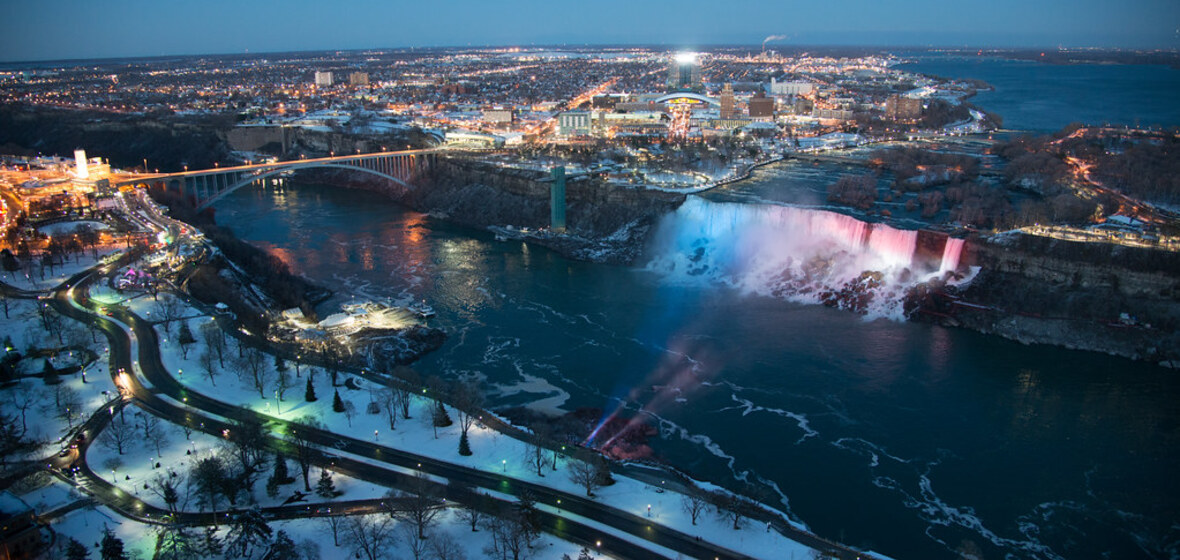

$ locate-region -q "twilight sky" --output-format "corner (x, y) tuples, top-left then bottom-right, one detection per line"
(1, 0), (1177, 62)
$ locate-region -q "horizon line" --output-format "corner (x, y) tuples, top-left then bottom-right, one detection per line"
(3, 42), (1178, 67)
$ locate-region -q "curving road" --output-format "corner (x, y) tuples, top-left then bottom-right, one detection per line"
(49, 268), (763, 560)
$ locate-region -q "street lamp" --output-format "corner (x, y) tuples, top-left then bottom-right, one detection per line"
(501, 460), (506, 472)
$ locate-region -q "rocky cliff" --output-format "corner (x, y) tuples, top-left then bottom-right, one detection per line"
(305, 156), (686, 264)
(910, 233), (1180, 366)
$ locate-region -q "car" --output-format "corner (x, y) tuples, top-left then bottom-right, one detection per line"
(59, 449), (71, 457)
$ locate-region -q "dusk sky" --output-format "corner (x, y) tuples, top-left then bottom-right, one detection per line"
(1, 0), (1177, 62)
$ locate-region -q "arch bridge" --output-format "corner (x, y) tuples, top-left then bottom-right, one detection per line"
(116, 149), (440, 210)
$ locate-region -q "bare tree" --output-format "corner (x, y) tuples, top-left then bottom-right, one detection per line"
(238, 347), (272, 399)
(198, 348), (218, 386)
(320, 510), (344, 547)
(710, 490), (752, 530)
(290, 415), (321, 491)
(451, 482), (489, 532)
(526, 422), (557, 476)
(483, 513), (535, 560)
(568, 459), (601, 497)
(453, 380), (484, 456)
(135, 411), (170, 457)
(275, 368), (293, 402)
(99, 413), (136, 455)
(427, 532), (467, 560)
(149, 470), (187, 514)
(399, 524), (430, 560)
(227, 416), (269, 497)
(3, 383), (34, 433)
(342, 514), (397, 560)
(199, 320), (225, 367)
(54, 385), (81, 429)
(393, 366), (420, 419)
(156, 295), (183, 337)
(387, 471), (445, 540)
(681, 493), (708, 525)
(343, 400), (357, 427)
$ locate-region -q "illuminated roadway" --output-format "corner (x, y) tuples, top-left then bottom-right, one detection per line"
(46, 265), (764, 560)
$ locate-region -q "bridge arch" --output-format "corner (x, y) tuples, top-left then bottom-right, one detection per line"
(195, 160), (420, 210)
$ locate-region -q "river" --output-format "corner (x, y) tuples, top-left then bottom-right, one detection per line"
(211, 55), (1179, 560)
(213, 177), (1178, 560)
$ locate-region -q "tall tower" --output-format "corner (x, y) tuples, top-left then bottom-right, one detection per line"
(74, 149), (89, 179)
(666, 52), (702, 92)
(720, 83), (736, 119)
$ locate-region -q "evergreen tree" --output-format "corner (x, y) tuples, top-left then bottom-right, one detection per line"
(176, 321), (196, 359)
(42, 359), (60, 385)
(64, 537), (89, 560)
(200, 526), (222, 557)
(316, 468), (338, 499)
(433, 401), (452, 427)
(273, 453), (292, 484)
(265, 474), (280, 499)
(225, 506), (272, 558)
(100, 527), (128, 560)
(458, 431), (472, 456)
(275, 355), (288, 373)
(268, 530), (297, 558)
(153, 525), (200, 560)
(332, 389), (345, 413)
(304, 377), (317, 402)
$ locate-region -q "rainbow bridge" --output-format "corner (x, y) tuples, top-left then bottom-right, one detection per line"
(114, 149), (441, 210)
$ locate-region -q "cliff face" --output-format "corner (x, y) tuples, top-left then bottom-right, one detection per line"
(914, 233), (1180, 365)
(309, 157), (686, 264)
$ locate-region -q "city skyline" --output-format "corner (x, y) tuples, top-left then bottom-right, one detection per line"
(1, 0), (1177, 63)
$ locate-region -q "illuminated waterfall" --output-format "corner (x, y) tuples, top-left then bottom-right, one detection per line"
(648, 197), (961, 318)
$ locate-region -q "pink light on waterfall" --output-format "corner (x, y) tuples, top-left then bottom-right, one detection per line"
(865, 224), (918, 269)
(939, 237), (965, 273)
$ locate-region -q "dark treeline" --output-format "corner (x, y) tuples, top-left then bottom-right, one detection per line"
(0, 104), (231, 172)
(994, 124), (1180, 204)
(149, 188), (324, 330)
(871, 146), (979, 190)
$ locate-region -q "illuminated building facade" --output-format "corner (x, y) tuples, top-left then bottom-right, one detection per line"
(719, 83), (736, 119)
(666, 53), (702, 92)
(314, 71), (333, 87)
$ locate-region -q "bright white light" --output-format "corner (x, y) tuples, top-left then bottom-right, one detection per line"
(674, 52), (697, 64)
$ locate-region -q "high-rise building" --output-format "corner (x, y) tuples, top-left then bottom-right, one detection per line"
(349, 72), (369, 86)
(747, 92), (775, 119)
(73, 149), (88, 179)
(666, 53), (702, 92)
(719, 83), (736, 119)
(768, 78), (814, 96)
(314, 71), (333, 87)
(885, 95), (923, 121)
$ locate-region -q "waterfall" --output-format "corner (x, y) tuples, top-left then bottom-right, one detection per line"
(939, 237), (965, 273)
(648, 197), (935, 319)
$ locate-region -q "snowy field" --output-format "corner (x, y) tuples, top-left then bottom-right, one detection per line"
(2, 263), (823, 559)
(0, 244), (122, 291)
(142, 296), (818, 559)
(47, 504), (617, 560)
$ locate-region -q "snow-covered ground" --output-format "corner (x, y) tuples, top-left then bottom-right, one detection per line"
(0, 244), (122, 291)
(143, 297), (818, 559)
(47, 504), (617, 560)
(3, 259), (823, 559)
(0, 291), (120, 460)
